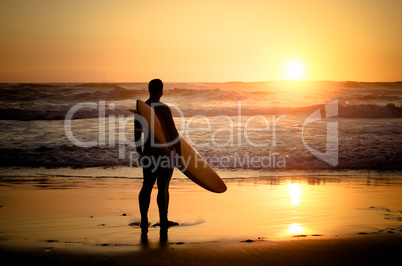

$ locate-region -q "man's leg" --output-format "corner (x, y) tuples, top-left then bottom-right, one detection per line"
(156, 166), (174, 240)
(139, 165), (156, 239)
(156, 166), (173, 225)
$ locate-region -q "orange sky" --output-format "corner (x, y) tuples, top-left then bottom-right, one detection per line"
(0, 0), (401, 82)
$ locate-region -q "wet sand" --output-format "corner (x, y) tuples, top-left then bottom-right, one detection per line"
(0, 172), (401, 264)
(1, 234), (401, 265)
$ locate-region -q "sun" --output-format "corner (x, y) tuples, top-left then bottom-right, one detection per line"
(284, 60), (305, 80)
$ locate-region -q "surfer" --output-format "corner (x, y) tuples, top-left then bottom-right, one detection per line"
(134, 79), (182, 241)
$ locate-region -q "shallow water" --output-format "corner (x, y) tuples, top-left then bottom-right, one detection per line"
(0, 170), (401, 247)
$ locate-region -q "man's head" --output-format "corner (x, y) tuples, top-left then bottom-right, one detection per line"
(148, 79), (163, 98)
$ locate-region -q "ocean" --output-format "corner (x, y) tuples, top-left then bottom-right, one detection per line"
(0, 81), (401, 179)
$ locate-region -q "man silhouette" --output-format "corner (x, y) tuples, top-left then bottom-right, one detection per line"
(134, 79), (181, 241)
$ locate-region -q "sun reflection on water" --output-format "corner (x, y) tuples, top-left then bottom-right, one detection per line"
(288, 223), (305, 235)
(288, 182), (302, 205)
(286, 182), (304, 236)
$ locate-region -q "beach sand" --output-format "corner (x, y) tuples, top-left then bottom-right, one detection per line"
(0, 171), (401, 265)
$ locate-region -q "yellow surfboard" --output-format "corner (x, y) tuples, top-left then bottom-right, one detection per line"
(135, 100), (227, 193)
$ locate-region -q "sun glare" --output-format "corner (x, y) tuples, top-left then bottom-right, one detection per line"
(288, 223), (305, 235)
(284, 60), (305, 80)
(288, 182), (302, 205)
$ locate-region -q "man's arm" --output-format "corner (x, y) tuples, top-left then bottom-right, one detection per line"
(134, 113), (143, 163)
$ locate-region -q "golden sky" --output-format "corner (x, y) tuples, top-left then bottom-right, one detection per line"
(0, 0), (401, 82)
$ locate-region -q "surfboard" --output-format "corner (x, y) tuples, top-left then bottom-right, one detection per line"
(135, 100), (227, 193)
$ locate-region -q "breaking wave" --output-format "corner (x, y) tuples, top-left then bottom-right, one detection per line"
(1, 81), (401, 120)
(1, 82), (401, 171)
(0, 144), (400, 170)
(1, 102), (401, 120)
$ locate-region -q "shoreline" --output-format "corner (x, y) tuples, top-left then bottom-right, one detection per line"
(1, 172), (401, 264)
(1, 234), (401, 265)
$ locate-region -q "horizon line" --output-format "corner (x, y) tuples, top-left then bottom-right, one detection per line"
(1, 80), (402, 84)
